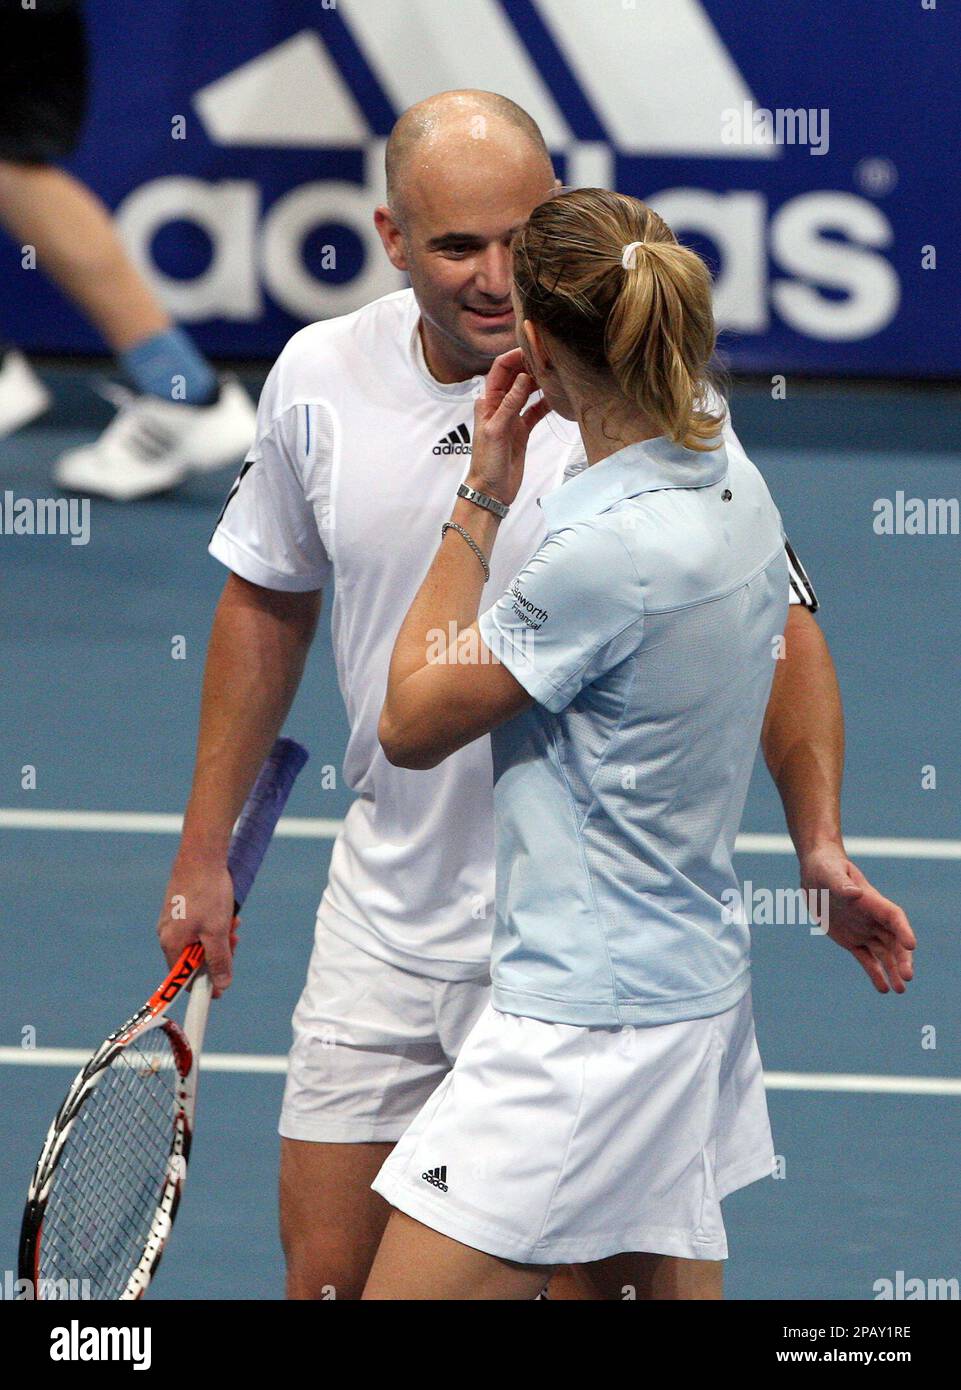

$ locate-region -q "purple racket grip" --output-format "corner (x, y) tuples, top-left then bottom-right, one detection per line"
(227, 738), (309, 909)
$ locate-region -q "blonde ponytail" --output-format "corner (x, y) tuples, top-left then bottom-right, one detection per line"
(609, 238), (723, 449)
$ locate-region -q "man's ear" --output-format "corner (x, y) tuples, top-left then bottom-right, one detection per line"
(374, 205), (409, 272)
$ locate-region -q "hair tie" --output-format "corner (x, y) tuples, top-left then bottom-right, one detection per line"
(621, 241), (644, 270)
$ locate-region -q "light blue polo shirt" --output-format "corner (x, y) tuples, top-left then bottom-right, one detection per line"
(477, 432), (788, 1026)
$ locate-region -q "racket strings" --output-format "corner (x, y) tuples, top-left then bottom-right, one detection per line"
(39, 1028), (183, 1300)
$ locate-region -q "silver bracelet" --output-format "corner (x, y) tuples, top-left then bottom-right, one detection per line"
(441, 521), (490, 582)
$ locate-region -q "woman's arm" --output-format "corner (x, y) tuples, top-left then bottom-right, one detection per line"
(379, 496), (532, 769)
(379, 350), (548, 769)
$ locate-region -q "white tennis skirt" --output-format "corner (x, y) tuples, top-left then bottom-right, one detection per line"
(371, 987), (774, 1265)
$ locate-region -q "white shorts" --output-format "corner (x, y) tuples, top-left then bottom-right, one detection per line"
(371, 989), (774, 1263)
(279, 920), (490, 1143)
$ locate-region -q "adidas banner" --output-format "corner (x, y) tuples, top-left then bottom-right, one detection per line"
(2, 0), (956, 377)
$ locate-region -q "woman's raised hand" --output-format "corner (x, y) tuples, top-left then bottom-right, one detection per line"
(467, 348), (551, 508)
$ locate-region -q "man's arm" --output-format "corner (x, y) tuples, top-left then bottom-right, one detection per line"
(762, 606), (915, 993)
(157, 573), (322, 994)
(763, 606), (844, 857)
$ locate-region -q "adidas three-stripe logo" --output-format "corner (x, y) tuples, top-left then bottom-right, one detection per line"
(785, 537), (819, 613)
(433, 424), (471, 455)
(421, 1165), (448, 1191)
(211, 456), (256, 538)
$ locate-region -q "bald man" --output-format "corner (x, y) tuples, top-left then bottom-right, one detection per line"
(157, 90), (913, 1301)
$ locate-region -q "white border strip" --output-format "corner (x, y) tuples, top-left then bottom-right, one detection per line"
(1, 810), (959, 860)
(0, 1048), (958, 1095)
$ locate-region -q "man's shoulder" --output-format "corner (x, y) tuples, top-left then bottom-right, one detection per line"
(266, 288), (415, 409)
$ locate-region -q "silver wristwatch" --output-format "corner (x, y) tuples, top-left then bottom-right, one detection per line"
(456, 482), (509, 519)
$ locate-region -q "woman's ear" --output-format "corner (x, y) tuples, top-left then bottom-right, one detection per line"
(524, 320), (552, 378)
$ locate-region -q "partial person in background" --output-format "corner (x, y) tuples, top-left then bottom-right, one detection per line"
(0, 0), (254, 498)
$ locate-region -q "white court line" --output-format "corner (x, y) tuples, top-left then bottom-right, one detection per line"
(1, 809), (959, 860)
(0, 810), (341, 838)
(0, 1047), (287, 1075)
(762, 1071), (961, 1097)
(737, 833), (961, 861)
(1, 1047), (958, 1095)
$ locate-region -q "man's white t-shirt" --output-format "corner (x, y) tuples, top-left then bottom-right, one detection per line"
(209, 287), (813, 981)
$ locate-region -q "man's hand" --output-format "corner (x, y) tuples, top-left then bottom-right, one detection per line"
(801, 843), (916, 994)
(157, 854), (238, 998)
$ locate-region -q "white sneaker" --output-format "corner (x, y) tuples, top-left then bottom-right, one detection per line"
(53, 375), (257, 501)
(0, 351), (52, 438)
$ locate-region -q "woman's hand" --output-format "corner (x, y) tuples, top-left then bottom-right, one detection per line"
(467, 347), (551, 507)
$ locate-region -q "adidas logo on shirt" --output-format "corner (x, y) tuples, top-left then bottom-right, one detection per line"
(421, 1165), (448, 1192)
(433, 424), (471, 455)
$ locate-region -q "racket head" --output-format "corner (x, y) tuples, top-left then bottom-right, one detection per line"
(19, 1013), (197, 1301)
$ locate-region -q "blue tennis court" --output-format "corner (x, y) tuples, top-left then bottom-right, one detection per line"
(2, 370), (958, 1299)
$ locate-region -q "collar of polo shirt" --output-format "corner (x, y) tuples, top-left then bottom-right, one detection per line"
(539, 434), (729, 531)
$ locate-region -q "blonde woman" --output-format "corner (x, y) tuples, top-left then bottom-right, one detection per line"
(364, 188), (905, 1300)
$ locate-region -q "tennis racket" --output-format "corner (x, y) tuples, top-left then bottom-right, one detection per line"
(18, 736), (309, 1301)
